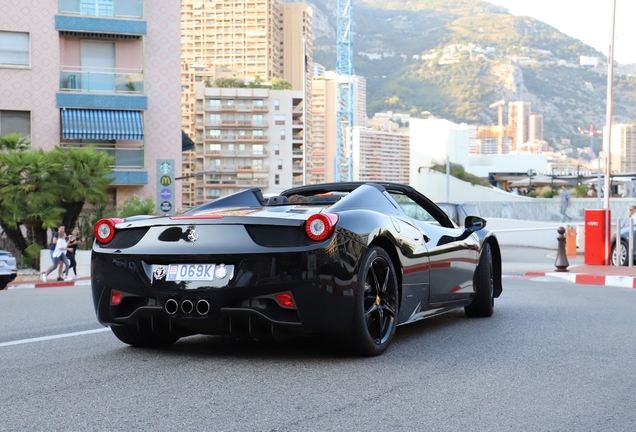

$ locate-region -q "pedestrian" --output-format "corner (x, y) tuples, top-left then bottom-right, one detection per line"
(49, 225), (66, 280)
(42, 231), (72, 282)
(66, 228), (85, 279)
(621, 205), (636, 228)
(560, 185), (572, 222)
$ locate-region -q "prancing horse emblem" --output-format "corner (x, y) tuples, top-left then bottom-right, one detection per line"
(187, 228), (198, 245)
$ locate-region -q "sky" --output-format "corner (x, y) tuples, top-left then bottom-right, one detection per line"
(487, 0), (636, 64)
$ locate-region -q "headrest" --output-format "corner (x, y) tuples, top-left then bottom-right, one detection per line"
(268, 196), (289, 205)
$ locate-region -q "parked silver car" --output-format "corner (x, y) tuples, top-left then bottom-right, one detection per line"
(436, 202), (481, 227)
(0, 249), (18, 290)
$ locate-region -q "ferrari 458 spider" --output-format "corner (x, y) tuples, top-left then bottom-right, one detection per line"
(91, 182), (502, 356)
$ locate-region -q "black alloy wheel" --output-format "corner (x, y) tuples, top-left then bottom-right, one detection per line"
(345, 246), (399, 356)
(611, 240), (628, 266)
(110, 324), (180, 348)
(465, 242), (494, 318)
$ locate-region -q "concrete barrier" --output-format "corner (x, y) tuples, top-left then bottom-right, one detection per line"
(39, 250), (90, 279)
(486, 218), (571, 250)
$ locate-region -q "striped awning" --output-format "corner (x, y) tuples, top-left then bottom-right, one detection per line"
(61, 109), (144, 141)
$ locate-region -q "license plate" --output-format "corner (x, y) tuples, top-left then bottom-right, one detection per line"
(167, 264), (215, 281)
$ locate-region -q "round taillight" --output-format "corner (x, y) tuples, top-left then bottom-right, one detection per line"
(305, 213), (338, 241)
(94, 219), (121, 244)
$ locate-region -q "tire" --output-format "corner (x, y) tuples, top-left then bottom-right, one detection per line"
(611, 240), (628, 266)
(110, 324), (180, 348)
(465, 242), (494, 318)
(343, 246), (399, 356)
(0, 282), (7, 290)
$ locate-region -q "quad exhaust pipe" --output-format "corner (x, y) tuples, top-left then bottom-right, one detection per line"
(196, 299), (210, 315)
(164, 298), (210, 316)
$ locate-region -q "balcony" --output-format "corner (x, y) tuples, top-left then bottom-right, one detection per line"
(60, 66), (144, 94)
(237, 135), (269, 142)
(292, 134), (304, 141)
(252, 106), (269, 113)
(58, 0), (143, 19)
(220, 104), (237, 111)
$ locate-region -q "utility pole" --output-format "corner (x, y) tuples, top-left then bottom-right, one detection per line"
(603, 0), (617, 265)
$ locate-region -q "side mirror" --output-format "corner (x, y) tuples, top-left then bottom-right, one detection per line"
(465, 216), (487, 232)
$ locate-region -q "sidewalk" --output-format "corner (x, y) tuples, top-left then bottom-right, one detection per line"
(6, 247), (636, 290)
(505, 246), (636, 289)
(6, 277), (91, 290)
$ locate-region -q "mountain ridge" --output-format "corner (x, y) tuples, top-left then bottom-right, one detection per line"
(302, 0), (636, 149)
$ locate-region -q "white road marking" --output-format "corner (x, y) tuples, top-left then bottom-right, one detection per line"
(0, 327), (110, 348)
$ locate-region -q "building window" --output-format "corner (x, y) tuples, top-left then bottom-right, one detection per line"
(209, 143), (221, 152)
(252, 114), (264, 125)
(275, 174), (280, 185)
(280, 130), (286, 140)
(253, 144), (264, 155)
(209, 159), (221, 169)
(277, 159), (283, 170)
(274, 144), (280, 155)
(208, 129), (221, 138)
(275, 115), (285, 125)
(253, 99), (264, 108)
(274, 99), (280, 110)
(253, 130), (264, 137)
(0, 110), (30, 136)
(253, 159), (263, 169)
(209, 99), (221, 109)
(0, 31), (30, 67)
(208, 114), (220, 125)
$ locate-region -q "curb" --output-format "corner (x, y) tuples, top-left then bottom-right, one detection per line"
(524, 271), (636, 289)
(7, 279), (91, 290)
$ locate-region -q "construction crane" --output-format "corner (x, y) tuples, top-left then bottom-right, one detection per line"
(488, 99), (505, 154)
(578, 124), (602, 160)
(335, 0), (353, 182)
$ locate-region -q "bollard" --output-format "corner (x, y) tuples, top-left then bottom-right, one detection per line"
(566, 226), (577, 257)
(555, 227), (570, 272)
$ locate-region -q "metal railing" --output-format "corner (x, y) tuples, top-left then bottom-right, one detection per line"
(60, 66), (144, 94)
(59, 0), (143, 18)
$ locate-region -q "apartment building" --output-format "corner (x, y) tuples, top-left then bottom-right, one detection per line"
(352, 127), (409, 184)
(187, 85), (304, 205)
(610, 124), (636, 173)
(180, 0), (312, 203)
(528, 113), (544, 142)
(0, 0), (182, 210)
(508, 101), (531, 150)
(308, 76), (336, 184)
(309, 72), (367, 184)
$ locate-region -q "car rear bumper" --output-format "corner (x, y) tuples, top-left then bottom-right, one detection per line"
(91, 246), (358, 338)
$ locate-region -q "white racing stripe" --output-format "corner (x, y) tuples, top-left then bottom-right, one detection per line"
(0, 327), (110, 348)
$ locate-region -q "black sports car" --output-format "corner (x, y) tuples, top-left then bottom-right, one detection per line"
(91, 182), (502, 356)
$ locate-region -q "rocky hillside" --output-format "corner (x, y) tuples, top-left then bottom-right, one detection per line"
(300, 0), (636, 149)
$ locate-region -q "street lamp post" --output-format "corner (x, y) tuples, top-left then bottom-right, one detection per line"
(604, 0), (617, 265)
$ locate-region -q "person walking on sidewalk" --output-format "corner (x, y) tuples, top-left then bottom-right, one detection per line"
(66, 228), (85, 279)
(621, 205), (636, 228)
(42, 231), (73, 282)
(49, 225), (66, 280)
(560, 185), (572, 222)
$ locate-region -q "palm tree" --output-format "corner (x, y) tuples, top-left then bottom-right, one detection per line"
(0, 149), (66, 257)
(50, 146), (114, 231)
(0, 134), (31, 152)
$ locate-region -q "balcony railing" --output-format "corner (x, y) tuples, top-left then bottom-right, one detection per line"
(59, 0), (143, 19)
(60, 66), (144, 94)
(97, 147), (144, 168)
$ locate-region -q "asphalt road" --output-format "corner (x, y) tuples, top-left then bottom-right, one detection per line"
(1, 271), (636, 430)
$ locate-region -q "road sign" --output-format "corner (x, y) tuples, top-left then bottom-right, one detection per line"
(156, 160), (175, 215)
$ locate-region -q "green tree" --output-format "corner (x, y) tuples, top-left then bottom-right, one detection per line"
(51, 146), (114, 231)
(0, 138), (114, 264)
(270, 78), (292, 90)
(0, 134), (31, 152)
(117, 195), (155, 218)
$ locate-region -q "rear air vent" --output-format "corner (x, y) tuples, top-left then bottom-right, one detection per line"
(245, 225), (312, 247)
